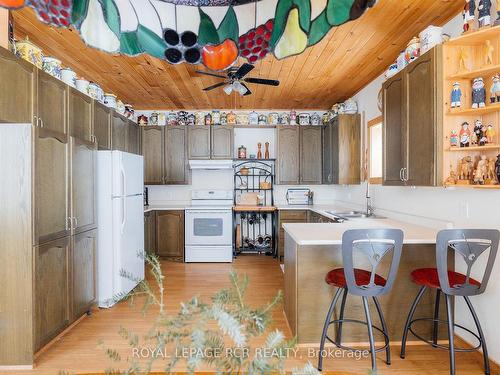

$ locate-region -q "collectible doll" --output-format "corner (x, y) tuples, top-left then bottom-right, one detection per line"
(491, 75), (500, 103)
(460, 121), (471, 147)
(472, 77), (487, 108)
(496, 155), (500, 183)
(451, 82), (462, 108)
(463, 0), (476, 32)
(478, 0), (492, 28)
(486, 124), (496, 143)
(474, 120), (485, 145)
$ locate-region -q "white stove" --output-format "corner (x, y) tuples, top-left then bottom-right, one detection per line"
(185, 190), (233, 263)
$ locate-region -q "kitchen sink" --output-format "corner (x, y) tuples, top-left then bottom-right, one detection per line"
(325, 211), (385, 220)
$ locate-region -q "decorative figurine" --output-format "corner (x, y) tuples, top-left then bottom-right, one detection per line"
(451, 82), (462, 108)
(478, 0), (492, 28)
(265, 142), (270, 159)
(445, 165), (458, 185)
(450, 130), (459, 147)
(460, 121), (471, 147)
(220, 112), (227, 125)
(238, 145), (247, 159)
(484, 40), (494, 65)
(204, 112), (212, 126)
(404, 37), (421, 64)
(258, 114), (267, 125)
(290, 110), (297, 125)
(249, 111), (259, 125)
(195, 112), (204, 126)
(472, 77), (487, 108)
(227, 111), (236, 125)
(459, 48), (470, 71)
(257, 142), (262, 159)
(463, 0), (476, 33)
(495, 0), (500, 25)
(490, 75), (500, 103)
(474, 120), (485, 145)
(187, 113), (196, 126)
(474, 155), (488, 184)
(212, 110), (221, 125)
(487, 157), (497, 182)
(459, 156), (474, 181)
(486, 124), (496, 143)
(496, 154), (500, 183)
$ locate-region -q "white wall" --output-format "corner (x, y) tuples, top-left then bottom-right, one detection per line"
(339, 12), (500, 362)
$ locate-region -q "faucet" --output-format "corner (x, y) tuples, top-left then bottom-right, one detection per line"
(365, 180), (373, 217)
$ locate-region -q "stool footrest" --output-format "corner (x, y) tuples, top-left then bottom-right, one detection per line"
(326, 318), (390, 353)
(408, 317), (482, 352)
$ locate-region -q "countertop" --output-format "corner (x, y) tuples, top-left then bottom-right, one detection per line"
(144, 204), (189, 212)
(282, 218), (439, 245)
(144, 203), (345, 213)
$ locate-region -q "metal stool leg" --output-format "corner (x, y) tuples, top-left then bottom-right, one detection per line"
(362, 296), (377, 372)
(373, 296), (391, 365)
(445, 294), (456, 375)
(464, 296), (490, 375)
(432, 289), (441, 347)
(318, 288), (342, 372)
(400, 285), (427, 359)
(335, 288), (348, 345)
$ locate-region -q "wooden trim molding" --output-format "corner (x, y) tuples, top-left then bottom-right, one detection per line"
(0, 9), (8, 49)
(367, 116), (383, 128)
(367, 116), (383, 184)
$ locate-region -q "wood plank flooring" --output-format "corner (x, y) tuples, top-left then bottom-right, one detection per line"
(1, 256), (490, 374)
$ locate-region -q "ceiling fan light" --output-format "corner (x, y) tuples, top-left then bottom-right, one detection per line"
(233, 81), (248, 95)
(223, 84), (233, 95)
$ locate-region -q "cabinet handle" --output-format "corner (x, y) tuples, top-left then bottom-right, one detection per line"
(399, 168), (404, 182)
(73, 217), (78, 228)
(39, 118), (44, 128)
(33, 115), (38, 127)
(403, 168), (408, 182)
(66, 217), (72, 230)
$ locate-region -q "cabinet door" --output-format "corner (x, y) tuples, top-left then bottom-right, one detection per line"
(156, 211), (184, 261)
(34, 236), (70, 350)
(142, 126), (164, 184)
(0, 47), (36, 123)
(93, 102), (111, 150)
(383, 72), (406, 186)
(127, 121), (140, 155)
(166, 126), (188, 184)
(71, 137), (97, 234)
(144, 211), (156, 254)
(69, 88), (92, 143)
(211, 126), (234, 159)
(35, 133), (70, 244)
(322, 124), (333, 184)
(72, 229), (96, 320)
(112, 113), (128, 151)
(277, 126), (300, 184)
(338, 114), (361, 185)
(300, 126), (322, 184)
(405, 48), (439, 186)
(37, 70), (68, 138)
(187, 126), (211, 159)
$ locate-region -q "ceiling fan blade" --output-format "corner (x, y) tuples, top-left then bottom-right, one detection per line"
(244, 77), (280, 86)
(234, 63), (255, 79)
(203, 82), (227, 91)
(241, 83), (252, 96)
(196, 70), (227, 79)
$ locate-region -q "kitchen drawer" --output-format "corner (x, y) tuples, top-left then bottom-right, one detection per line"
(279, 210), (308, 221)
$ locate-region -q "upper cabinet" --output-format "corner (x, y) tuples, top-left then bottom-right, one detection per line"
(165, 126), (188, 184)
(187, 125), (233, 160)
(69, 88), (93, 144)
(111, 112), (128, 152)
(142, 126), (164, 185)
(37, 70), (68, 139)
(187, 126), (211, 159)
(211, 126), (234, 159)
(277, 126), (300, 184)
(127, 120), (141, 155)
(383, 46), (442, 186)
(300, 126), (322, 184)
(0, 47), (36, 123)
(93, 102), (111, 150)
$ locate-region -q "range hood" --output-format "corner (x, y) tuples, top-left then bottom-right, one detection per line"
(189, 160), (234, 170)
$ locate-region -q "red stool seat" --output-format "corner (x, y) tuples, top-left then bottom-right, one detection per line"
(410, 268), (481, 289)
(326, 268), (387, 289)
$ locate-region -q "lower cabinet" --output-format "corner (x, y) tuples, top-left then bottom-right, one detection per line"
(155, 210), (185, 261)
(144, 211), (156, 254)
(34, 236), (71, 351)
(71, 229), (97, 320)
(277, 210), (308, 258)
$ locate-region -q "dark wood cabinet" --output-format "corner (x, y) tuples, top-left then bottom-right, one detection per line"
(383, 46), (442, 186)
(277, 210), (308, 258)
(34, 236), (70, 351)
(156, 210), (184, 261)
(71, 229), (96, 320)
(277, 126), (300, 184)
(111, 112), (128, 152)
(211, 125), (234, 159)
(69, 88), (93, 143)
(144, 211), (156, 254)
(322, 114), (361, 185)
(300, 126), (322, 184)
(127, 120), (141, 155)
(188, 126), (211, 159)
(165, 126), (188, 184)
(142, 126), (164, 184)
(37, 70), (68, 138)
(0, 47), (36, 123)
(93, 102), (111, 150)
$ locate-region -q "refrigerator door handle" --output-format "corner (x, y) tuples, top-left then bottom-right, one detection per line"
(120, 164), (126, 197)
(120, 197), (126, 235)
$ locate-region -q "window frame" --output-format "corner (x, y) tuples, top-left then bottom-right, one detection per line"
(367, 116), (383, 185)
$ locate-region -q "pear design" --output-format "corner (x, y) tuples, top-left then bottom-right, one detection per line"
(273, 8), (308, 60)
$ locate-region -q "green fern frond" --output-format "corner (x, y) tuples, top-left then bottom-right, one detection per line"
(265, 329), (285, 349)
(211, 304), (246, 347)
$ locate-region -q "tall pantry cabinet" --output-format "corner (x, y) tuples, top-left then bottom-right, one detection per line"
(0, 47), (97, 366)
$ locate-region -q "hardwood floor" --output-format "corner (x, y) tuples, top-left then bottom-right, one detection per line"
(1, 256), (490, 374)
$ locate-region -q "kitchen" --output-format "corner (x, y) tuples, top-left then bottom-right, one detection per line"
(1, 1), (500, 374)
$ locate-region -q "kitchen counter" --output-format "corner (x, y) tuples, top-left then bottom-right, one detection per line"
(283, 219), (450, 346)
(144, 203), (189, 212)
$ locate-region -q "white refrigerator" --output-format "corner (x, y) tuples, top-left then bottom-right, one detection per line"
(97, 151), (145, 308)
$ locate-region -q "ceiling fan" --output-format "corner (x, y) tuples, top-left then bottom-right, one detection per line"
(195, 63), (279, 96)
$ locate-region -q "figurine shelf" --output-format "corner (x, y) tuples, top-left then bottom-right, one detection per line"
(447, 144), (500, 151)
(447, 63), (500, 80)
(447, 103), (500, 116)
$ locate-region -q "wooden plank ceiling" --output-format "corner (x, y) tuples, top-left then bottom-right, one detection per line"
(12, 0), (462, 110)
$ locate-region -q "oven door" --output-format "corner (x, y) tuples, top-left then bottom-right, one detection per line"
(185, 209), (233, 246)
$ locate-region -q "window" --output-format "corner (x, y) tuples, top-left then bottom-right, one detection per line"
(368, 116), (383, 184)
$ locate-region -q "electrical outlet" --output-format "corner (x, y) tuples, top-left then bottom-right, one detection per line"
(459, 201), (470, 218)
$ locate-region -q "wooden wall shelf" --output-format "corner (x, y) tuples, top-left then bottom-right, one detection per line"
(447, 63), (500, 80)
(445, 184), (500, 189)
(446, 25), (500, 46)
(447, 103), (500, 116)
(447, 145), (500, 152)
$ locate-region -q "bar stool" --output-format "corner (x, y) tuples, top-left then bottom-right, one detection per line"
(318, 228), (404, 372)
(400, 229), (500, 375)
